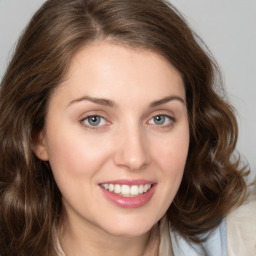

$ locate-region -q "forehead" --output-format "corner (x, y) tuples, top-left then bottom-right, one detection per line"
(55, 41), (185, 103)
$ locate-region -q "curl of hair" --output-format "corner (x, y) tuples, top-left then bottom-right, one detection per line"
(0, 0), (249, 254)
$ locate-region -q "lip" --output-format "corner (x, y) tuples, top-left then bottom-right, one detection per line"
(99, 180), (157, 208)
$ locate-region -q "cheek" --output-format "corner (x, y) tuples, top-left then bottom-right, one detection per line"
(148, 133), (189, 220)
(45, 134), (109, 204)
(155, 132), (189, 174)
(46, 131), (112, 179)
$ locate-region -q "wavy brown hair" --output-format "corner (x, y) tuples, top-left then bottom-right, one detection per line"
(0, 0), (248, 255)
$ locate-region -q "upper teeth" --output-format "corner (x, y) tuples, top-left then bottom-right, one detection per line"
(101, 184), (152, 197)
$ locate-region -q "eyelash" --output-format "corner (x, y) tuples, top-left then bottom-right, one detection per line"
(80, 113), (176, 130)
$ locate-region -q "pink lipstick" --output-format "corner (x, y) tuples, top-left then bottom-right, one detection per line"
(99, 180), (156, 208)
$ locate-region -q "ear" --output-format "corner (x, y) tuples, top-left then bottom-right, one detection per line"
(32, 130), (49, 161)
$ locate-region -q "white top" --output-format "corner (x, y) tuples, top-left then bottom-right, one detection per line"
(227, 198), (256, 256)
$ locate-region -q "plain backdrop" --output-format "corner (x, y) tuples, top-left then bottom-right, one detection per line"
(0, 0), (255, 179)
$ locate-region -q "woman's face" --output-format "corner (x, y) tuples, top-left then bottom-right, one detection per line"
(35, 41), (189, 237)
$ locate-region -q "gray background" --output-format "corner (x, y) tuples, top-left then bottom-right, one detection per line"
(0, 0), (255, 179)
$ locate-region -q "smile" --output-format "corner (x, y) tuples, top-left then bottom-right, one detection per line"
(100, 184), (152, 197)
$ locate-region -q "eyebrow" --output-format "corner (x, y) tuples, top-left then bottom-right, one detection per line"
(68, 96), (116, 107)
(68, 95), (185, 108)
(150, 96), (185, 107)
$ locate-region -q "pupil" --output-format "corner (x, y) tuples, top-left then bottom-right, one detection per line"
(89, 116), (100, 126)
(154, 115), (165, 125)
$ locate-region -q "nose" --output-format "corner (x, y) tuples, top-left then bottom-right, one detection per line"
(113, 125), (151, 171)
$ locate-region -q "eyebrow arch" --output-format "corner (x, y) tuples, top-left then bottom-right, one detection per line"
(150, 96), (185, 107)
(68, 95), (184, 108)
(68, 96), (116, 107)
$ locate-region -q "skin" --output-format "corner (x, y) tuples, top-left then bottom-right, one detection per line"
(35, 41), (190, 256)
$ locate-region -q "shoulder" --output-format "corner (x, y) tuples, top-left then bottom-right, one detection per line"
(169, 219), (227, 256)
(227, 198), (256, 256)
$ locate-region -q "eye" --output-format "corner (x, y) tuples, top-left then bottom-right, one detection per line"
(81, 115), (107, 127)
(148, 114), (175, 126)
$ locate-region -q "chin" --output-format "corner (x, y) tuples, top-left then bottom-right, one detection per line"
(100, 218), (156, 238)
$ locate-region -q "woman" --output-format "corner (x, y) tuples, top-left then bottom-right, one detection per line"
(0, 0), (251, 255)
